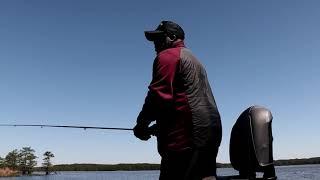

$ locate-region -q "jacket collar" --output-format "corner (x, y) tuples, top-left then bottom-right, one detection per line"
(172, 40), (185, 48)
(156, 40), (185, 55)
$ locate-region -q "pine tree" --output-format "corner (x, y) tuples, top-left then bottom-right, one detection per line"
(0, 156), (4, 168)
(4, 149), (19, 170)
(19, 147), (37, 175)
(42, 151), (54, 175)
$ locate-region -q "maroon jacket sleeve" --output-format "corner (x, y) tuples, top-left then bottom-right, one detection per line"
(137, 52), (179, 126)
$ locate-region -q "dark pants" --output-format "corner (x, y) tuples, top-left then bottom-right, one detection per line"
(159, 147), (219, 180)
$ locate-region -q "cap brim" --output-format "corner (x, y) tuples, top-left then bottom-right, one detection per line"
(144, 30), (165, 41)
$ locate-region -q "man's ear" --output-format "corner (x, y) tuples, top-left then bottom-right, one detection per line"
(168, 34), (176, 42)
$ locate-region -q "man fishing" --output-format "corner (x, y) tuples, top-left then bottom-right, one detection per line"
(133, 21), (222, 180)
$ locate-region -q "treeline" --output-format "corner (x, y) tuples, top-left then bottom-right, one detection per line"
(217, 163), (232, 168)
(51, 163), (160, 171)
(0, 147), (54, 176)
(274, 157), (320, 166)
(217, 157), (320, 168)
(46, 157), (320, 171)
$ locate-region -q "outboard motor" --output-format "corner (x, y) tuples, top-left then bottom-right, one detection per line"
(229, 106), (277, 180)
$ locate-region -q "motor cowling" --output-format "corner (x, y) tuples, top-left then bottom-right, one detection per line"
(229, 105), (276, 179)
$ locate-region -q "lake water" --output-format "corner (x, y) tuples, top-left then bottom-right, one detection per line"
(1, 164), (319, 180)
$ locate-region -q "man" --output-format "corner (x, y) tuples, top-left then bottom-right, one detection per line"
(134, 21), (222, 180)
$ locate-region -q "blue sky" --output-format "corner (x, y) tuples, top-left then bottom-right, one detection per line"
(0, 0), (319, 165)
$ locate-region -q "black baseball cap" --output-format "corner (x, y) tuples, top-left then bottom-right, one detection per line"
(144, 21), (185, 41)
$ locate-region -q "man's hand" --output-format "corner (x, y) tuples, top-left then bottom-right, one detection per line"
(147, 123), (158, 136)
(133, 124), (151, 141)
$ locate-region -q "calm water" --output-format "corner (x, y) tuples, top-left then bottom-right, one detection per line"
(1, 164), (319, 180)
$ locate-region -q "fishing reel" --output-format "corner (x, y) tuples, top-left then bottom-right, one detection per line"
(229, 105), (277, 180)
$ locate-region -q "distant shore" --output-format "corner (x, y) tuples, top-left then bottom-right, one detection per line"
(47, 157), (320, 171)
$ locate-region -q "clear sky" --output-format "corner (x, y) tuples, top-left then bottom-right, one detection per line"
(0, 0), (319, 165)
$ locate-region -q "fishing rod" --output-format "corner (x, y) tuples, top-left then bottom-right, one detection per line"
(0, 124), (133, 131)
